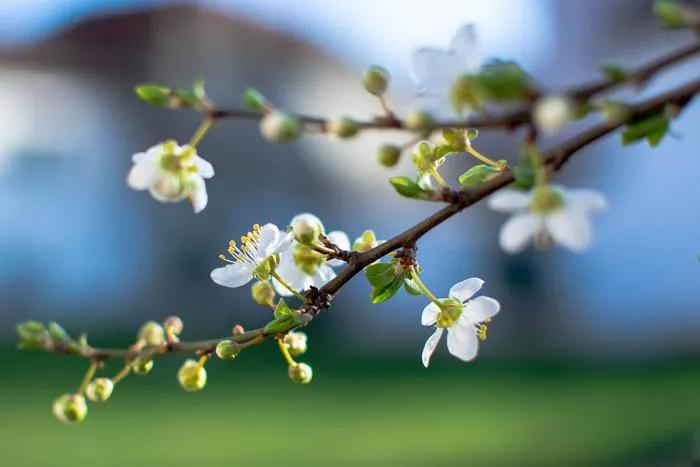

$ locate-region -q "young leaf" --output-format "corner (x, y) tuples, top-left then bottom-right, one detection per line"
(364, 263), (397, 289)
(621, 111), (669, 147)
(403, 277), (423, 296)
(273, 299), (293, 319)
(243, 87), (267, 111)
(174, 88), (198, 107)
(599, 64), (630, 84)
(16, 321), (48, 349)
(134, 83), (171, 106)
(192, 77), (206, 100)
(458, 164), (500, 189)
(370, 276), (405, 304)
(263, 314), (296, 335)
(389, 177), (428, 198)
(48, 322), (70, 343)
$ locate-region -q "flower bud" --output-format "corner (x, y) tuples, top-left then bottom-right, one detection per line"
(131, 357), (154, 375)
(232, 324), (245, 335)
(292, 217), (322, 244)
(85, 378), (114, 402)
(654, 1), (698, 28)
(251, 281), (276, 306)
(163, 316), (184, 336)
(177, 359), (207, 391)
(137, 321), (165, 347)
(533, 95), (573, 134)
(327, 116), (359, 138)
(52, 394), (87, 423)
(404, 109), (434, 132)
(597, 100), (631, 125)
(260, 111), (302, 143)
(352, 230), (379, 252)
(215, 340), (240, 360)
(377, 144), (401, 167)
(288, 362), (313, 384)
(363, 65), (390, 95)
(283, 331), (308, 357)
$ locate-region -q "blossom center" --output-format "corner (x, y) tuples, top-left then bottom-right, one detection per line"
(218, 224), (266, 267)
(529, 186), (564, 214)
(475, 318), (491, 341)
(436, 299), (463, 328)
(292, 244), (324, 275)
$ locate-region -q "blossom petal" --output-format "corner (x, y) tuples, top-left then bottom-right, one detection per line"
(421, 302), (440, 326)
(276, 231), (294, 253)
(450, 24), (480, 70)
(257, 223), (281, 258)
(545, 209), (592, 252)
(326, 230), (350, 267)
(210, 262), (254, 288)
(499, 213), (539, 254)
(194, 156), (215, 179)
(189, 177), (208, 214)
(446, 325), (479, 362)
(449, 278), (484, 302)
(127, 160), (160, 190)
(566, 189), (607, 213)
(488, 190), (531, 213)
(308, 265), (336, 289)
(411, 48), (465, 95)
(272, 258), (307, 296)
(465, 296), (500, 323)
(422, 328), (444, 368)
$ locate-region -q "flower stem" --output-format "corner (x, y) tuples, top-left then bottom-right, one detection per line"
(189, 117), (215, 148)
(77, 361), (98, 395)
(277, 337), (297, 367)
(111, 363), (132, 385)
(429, 167), (447, 188)
(196, 354), (209, 369)
(270, 270), (306, 302)
(465, 145), (504, 169)
(409, 267), (442, 308)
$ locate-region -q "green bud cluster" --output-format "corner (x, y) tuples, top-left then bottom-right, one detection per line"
(327, 116), (359, 138)
(131, 358), (154, 375)
(251, 281), (276, 306)
(288, 363), (313, 384)
(138, 321), (166, 347)
(260, 111), (302, 143)
(283, 331), (308, 357)
(85, 378), (114, 402)
(215, 340), (240, 360)
(363, 66), (390, 95)
(377, 144), (401, 167)
(404, 109), (434, 132)
(52, 394), (88, 424)
(352, 230), (380, 252)
(177, 359), (207, 392)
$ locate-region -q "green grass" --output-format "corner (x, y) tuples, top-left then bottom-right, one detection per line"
(2, 349), (700, 466)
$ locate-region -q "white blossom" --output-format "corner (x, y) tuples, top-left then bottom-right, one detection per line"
(421, 278), (500, 367)
(127, 140), (214, 213)
(273, 213), (350, 297)
(488, 186), (607, 254)
(210, 223), (293, 288)
(411, 24), (480, 96)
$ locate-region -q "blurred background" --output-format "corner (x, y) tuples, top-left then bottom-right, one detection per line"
(1, 0), (699, 465)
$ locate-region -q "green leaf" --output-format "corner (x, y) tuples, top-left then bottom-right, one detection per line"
(653, 1), (691, 28)
(134, 83), (171, 106)
(192, 77), (206, 100)
(370, 276), (405, 304)
(403, 277), (423, 296)
(273, 299), (293, 319)
(474, 60), (531, 101)
(459, 164), (500, 189)
(364, 263), (397, 289)
(621, 111), (670, 147)
(512, 146), (538, 190)
(174, 88), (198, 107)
(243, 87), (267, 111)
(263, 315), (296, 335)
(389, 177), (428, 198)
(16, 321), (48, 349)
(48, 322), (70, 342)
(600, 64), (630, 84)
